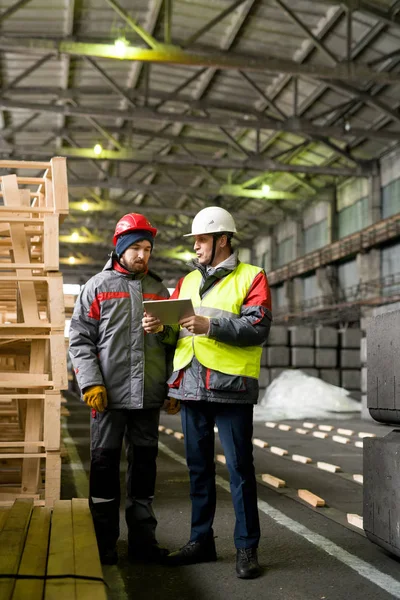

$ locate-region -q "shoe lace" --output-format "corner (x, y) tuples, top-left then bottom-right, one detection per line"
(239, 548), (255, 562)
(180, 541), (198, 553)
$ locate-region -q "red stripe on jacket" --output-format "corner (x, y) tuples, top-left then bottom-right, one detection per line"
(244, 272), (271, 311)
(170, 278), (184, 300)
(88, 292), (130, 320)
(143, 293), (167, 300)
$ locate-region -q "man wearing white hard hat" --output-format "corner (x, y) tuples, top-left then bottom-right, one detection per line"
(145, 206), (272, 578)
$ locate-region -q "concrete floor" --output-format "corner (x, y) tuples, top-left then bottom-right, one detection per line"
(61, 392), (400, 600)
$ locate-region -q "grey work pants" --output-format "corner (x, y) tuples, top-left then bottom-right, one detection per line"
(89, 408), (160, 556)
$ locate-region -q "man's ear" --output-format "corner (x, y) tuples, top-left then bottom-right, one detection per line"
(219, 234), (228, 248)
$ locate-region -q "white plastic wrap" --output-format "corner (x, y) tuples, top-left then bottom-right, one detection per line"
(254, 370), (361, 421)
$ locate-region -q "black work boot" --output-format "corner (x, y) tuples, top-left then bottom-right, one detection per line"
(128, 542), (169, 564)
(165, 537), (217, 566)
(100, 548), (118, 566)
(236, 548), (261, 579)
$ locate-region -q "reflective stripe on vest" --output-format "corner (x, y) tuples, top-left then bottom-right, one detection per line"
(173, 262), (263, 378)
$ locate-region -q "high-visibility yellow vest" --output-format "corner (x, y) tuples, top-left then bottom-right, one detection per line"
(174, 262), (263, 378)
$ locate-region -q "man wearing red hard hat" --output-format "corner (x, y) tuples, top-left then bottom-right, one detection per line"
(69, 213), (176, 565)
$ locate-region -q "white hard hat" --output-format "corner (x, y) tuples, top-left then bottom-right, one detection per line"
(184, 206), (237, 237)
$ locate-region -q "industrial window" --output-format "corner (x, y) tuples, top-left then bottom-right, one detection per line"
(304, 219), (328, 254)
(381, 243), (400, 297)
(338, 197), (369, 238)
(276, 236), (295, 268)
(382, 178), (400, 219)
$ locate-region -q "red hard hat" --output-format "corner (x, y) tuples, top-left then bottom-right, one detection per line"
(113, 213), (157, 246)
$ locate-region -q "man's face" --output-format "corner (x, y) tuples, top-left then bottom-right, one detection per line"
(120, 240), (152, 273)
(193, 234), (215, 266)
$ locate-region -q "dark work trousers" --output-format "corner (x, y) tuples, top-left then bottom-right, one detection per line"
(181, 401), (260, 549)
(89, 408), (160, 556)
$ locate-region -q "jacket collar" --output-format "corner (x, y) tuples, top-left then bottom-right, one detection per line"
(189, 251), (239, 279)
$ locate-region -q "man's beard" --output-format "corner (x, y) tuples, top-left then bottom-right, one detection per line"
(121, 258), (146, 273)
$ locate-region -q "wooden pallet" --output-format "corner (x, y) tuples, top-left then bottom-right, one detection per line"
(0, 158), (68, 216)
(0, 498), (106, 600)
(0, 158), (69, 509)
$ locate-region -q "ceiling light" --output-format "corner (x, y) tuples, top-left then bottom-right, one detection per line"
(262, 184), (271, 195)
(81, 201), (90, 211)
(68, 256), (76, 265)
(114, 37), (129, 57)
(93, 143), (103, 155)
(344, 121), (351, 132)
(71, 231), (79, 241)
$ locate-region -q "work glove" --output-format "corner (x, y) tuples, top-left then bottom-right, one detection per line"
(83, 385), (108, 412)
(165, 398), (181, 415)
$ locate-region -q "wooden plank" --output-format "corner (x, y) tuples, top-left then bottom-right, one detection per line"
(1, 177), (39, 325)
(49, 335), (68, 389)
(0, 454), (46, 459)
(0, 161), (50, 170)
(261, 474), (286, 488)
(44, 392), (61, 451)
(270, 446), (288, 456)
(50, 158), (69, 213)
(21, 340), (46, 495)
(298, 489), (326, 507)
(0, 442), (44, 448)
(317, 461), (341, 473)
(292, 454), (312, 464)
(47, 276), (64, 328)
(253, 438), (268, 448)
(72, 498), (107, 600)
(45, 500), (76, 600)
(312, 431), (328, 439)
(278, 424), (291, 431)
(11, 507), (51, 600)
(43, 215), (59, 272)
(332, 435), (350, 445)
(44, 452), (61, 507)
(0, 508), (9, 533)
(0, 498), (33, 600)
(337, 428), (354, 436)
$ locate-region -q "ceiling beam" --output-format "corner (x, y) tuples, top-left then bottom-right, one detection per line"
(0, 97), (397, 144)
(0, 36), (399, 84)
(67, 181), (334, 200)
(0, 0), (33, 23)
(53, 150), (368, 176)
(316, 0), (400, 29)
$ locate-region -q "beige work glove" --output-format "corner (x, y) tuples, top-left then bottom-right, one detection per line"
(165, 398), (181, 415)
(83, 385), (108, 412)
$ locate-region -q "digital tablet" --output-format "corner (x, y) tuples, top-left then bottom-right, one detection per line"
(143, 298), (194, 325)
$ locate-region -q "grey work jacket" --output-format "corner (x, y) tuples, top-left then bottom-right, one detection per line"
(69, 257), (176, 410)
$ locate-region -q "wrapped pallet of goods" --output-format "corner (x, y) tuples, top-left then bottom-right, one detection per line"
(0, 158), (68, 507)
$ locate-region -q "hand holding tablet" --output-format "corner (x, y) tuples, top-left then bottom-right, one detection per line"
(143, 298), (194, 325)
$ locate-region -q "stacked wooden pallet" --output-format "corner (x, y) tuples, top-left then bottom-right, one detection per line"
(0, 159), (68, 507)
(0, 497), (106, 600)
